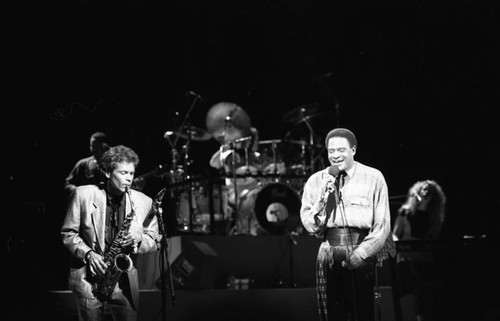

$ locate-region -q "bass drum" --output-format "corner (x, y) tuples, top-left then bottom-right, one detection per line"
(238, 183), (302, 235)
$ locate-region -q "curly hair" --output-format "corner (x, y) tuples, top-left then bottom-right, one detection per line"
(397, 180), (447, 239)
(99, 145), (140, 173)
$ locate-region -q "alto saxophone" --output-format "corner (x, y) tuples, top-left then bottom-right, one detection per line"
(92, 187), (135, 301)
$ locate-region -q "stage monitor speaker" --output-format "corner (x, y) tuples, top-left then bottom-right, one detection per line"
(169, 241), (219, 290)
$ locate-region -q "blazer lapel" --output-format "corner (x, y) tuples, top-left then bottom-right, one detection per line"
(92, 188), (107, 254)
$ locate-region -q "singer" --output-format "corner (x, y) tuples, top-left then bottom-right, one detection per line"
(61, 145), (162, 321)
(300, 128), (396, 321)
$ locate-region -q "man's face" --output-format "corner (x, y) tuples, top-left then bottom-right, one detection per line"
(106, 162), (135, 195)
(90, 138), (109, 160)
(327, 136), (356, 172)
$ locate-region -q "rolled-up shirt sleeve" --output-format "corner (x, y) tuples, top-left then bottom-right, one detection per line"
(301, 170), (328, 235)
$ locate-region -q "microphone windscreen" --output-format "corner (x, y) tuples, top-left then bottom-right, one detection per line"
(328, 165), (340, 177)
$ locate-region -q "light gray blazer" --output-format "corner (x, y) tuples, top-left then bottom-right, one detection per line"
(61, 184), (161, 308)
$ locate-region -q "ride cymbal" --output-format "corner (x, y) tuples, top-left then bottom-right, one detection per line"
(281, 102), (327, 124)
(206, 102), (252, 143)
(164, 126), (211, 141)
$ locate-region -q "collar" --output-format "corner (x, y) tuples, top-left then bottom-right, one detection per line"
(344, 162), (356, 178)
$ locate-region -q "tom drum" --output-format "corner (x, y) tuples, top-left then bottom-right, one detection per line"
(177, 181), (230, 234)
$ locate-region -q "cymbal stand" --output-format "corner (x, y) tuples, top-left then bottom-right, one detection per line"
(168, 148), (180, 199)
(301, 113), (316, 173)
(183, 131), (195, 234)
(174, 94), (201, 234)
(229, 139), (239, 228)
(172, 93), (202, 148)
(300, 143), (307, 175)
(219, 115), (239, 233)
(241, 137), (253, 175)
(271, 141), (279, 178)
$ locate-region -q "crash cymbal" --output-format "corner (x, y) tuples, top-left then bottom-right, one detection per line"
(281, 102), (326, 124)
(164, 126), (211, 141)
(206, 102), (252, 143)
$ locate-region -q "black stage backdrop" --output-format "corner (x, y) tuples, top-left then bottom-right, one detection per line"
(4, 1), (498, 320)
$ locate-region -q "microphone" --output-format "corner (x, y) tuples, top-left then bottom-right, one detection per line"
(412, 191), (422, 202)
(148, 188), (167, 219)
(328, 164), (340, 177)
(186, 90), (202, 101)
(321, 165), (339, 203)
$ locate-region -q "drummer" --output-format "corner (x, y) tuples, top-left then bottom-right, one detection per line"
(206, 102), (263, 235)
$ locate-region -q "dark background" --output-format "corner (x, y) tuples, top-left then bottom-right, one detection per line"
(3, 0), (498, 311)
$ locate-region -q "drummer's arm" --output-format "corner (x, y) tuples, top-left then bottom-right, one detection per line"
(210, 146), (235, 169)
(210, 150), (223, 169)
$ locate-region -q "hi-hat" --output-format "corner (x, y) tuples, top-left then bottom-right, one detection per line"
(284, 138), (324, 149)
(164, 126), (211, 141)
(206, 102), (252, 143)
(281, 102), (326, 124)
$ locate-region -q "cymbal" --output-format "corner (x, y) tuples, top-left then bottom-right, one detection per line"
(281, 102), (326, 124)
(259, 139), (282, 145)
(164, 126), (211, 141)
(206, 102), (252, 143)
(284, 138), (324, 149)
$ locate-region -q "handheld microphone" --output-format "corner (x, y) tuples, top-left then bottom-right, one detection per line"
(186, 90), (202, 100)
(321, 165), (339, 203)
(328, 164), (340, 177)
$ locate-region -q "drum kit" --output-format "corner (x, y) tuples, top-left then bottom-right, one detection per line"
(137, 101), (326, 236)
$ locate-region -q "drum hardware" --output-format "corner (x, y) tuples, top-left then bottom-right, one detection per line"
(259, 139), (284, 176)
(176, 178), (230, 235)
(206, 102), (259, 229)
(282, 103), (326, 173)
(163, 126), (211, 141)
(163, 96), (213, 234)
(281, 102), (326, 125)
(131, 164), (167, 192)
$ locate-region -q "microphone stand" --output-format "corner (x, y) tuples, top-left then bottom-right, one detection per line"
(183, 133), (195, 234)
(172, 94), (201, 235)
(300, 109), (316, 173)
(156, 205), (176, 321)
(337, 178), (360, 321)
(288, 230), (298, 288)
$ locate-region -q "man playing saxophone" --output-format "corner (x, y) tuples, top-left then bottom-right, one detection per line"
(61, 145), (162, 321)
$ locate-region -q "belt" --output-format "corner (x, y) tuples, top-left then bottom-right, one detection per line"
(324, 227), (368, 246)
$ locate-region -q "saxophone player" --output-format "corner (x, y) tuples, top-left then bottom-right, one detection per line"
(61, 145), (161, 321)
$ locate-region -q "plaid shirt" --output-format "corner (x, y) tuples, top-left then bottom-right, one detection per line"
(301, 162), (395, 262)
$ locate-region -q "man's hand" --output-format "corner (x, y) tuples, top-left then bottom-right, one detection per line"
(121, 231), (141, 253)
(342, 251), (365, 270)
(87, 252), (107, 276)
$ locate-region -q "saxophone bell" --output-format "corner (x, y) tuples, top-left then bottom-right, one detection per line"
(114, 253), (133, 272)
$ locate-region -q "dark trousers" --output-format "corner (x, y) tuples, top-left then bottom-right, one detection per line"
(322, 228), (375, 321)
(326, 247), (375, 321)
